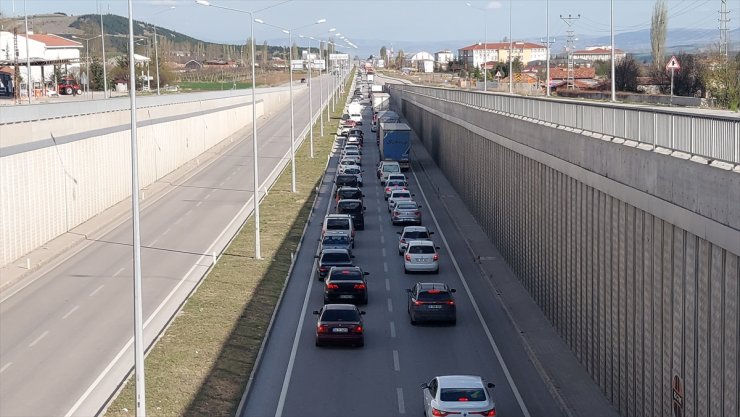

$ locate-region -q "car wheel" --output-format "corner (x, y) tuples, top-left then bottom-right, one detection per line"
(433, 268), (439, 275)
(315, 339), (323, 347)
(76, 89), (83, 95)
(398, 250), (403, 256)
(403, 267), (409, 274)
(65, 87), (73, 95)
(362, 295), (368, 305)
(410, 314), (417, 326)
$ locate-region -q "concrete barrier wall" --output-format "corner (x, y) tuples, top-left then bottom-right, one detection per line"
(396, 91), (740, 417)
(0, 89), (290, 267)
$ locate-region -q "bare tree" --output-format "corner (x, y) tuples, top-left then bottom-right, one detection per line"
(651, 0), (668, 68)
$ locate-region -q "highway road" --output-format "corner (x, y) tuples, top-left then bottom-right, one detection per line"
(242, 78), (564, 417)
(0, 74), (338, 417)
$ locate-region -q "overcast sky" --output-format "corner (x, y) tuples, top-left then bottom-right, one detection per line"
(0, 0), (732, 49)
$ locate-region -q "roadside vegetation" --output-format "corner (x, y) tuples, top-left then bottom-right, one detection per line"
(105, 72), (354, 417)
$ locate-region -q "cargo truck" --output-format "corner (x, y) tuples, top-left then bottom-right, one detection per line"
(367, 73), (374, 84)
(379, 122), (411, 171)
(372, 93), (390, 113)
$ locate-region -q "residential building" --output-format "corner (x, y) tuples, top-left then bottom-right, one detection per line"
(0, 31), (82, 87)
(409, 51), (434, 73)
(458, 41), (546, 69)
(434, 49), (454, 70)
(572, 46), (626, 63)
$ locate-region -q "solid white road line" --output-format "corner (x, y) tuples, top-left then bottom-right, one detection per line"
(387, 298), (393, 313)
(62, 305), (80, 320)
(163, 227), (171, 236)
(410, 169), (532, 417)
(390, 321), (396, 338)
(275, 183), (336, 417)
(185, 209), (193, 216)
(88, 285), (104, 297)
(393, 350), (400, 371)
(0, 362), (12, 374)
(28, 330), (49, 347)
(396, 387), (406, 414)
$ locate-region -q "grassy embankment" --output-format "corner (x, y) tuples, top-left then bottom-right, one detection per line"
(106, 73), (354, 417)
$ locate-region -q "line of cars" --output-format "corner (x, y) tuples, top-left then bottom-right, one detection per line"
(313, 78), (497, 416)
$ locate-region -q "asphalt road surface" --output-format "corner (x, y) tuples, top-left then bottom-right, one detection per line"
(0, 74), (336, 417)
(242, 79), (565, 417)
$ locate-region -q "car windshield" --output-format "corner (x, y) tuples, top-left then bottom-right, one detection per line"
(418, 291), (452, 302)
(392, 192), (411, 199)
(344, 167), (360, 174)
(326, 219), (349, 229)
(323, 235), (349, 245)
(408, 245), (435, 254)
(329, 270), (362, 280)
(340, 160), (356, 165)
(321, 252), (351, 263)
(321, 309), (360, 322)
(404, 230), (429, 239)
(383, 165), (400, 173)
(395, 203), (416, 210)
(440, 388), (486, 402)
(338, 201), (362, 211)
(337, 176), (357, 184)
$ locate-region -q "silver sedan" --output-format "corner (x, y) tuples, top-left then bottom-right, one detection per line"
(403, 240), (439, 274)
(391, 200), (421, 226)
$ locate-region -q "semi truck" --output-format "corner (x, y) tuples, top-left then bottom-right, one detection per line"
(367, 73), (374, 84)
(379, 122), (411, 171)
(372, 92), (390, 113)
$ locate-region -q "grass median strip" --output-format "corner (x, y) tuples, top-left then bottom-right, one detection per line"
(105, 74), (355, 417)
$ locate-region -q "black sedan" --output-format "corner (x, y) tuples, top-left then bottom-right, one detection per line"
(313, 304), (365, 347)
(407, 282), (457, 325)
(315, 248), (354, 279)
(324, 266), (369, 304)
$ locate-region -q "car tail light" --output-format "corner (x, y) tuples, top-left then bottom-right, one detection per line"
(385, 187), (390, 192)
(415, 211), (421, 216)
(431, 408), (460, 416)
(433, 254), (439, 261)
(447, 300), (455, 305)
(394, 211), (400, 216)
(400, 239), (406, 244)
(405, 254), (411, 261)
(317, 324), (329, 333)
(413, 300), (424, 306)
(327, 283), (339, 289)
(353, 325), (363, 334)
(353, 283), (366, 290)
(474, 409), (496, 416)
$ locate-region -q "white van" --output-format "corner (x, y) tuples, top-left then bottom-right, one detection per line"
(378, 161), (401, 185)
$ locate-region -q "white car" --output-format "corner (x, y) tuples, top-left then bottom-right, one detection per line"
(343, 145), (361, 155)
(386, 174), (407, 185)
(404, 240), (439, 273)
(350, 113), (362, 123)
(378, 161), (401, 184)
(343, 150), (362, 165)
(387, 189), (413, 212)
(342, 166), (363, 186)
(346, 136), (362, 147)
(338, 159), (358, 174)
(397, 226), (434, 255)
(421, 376), (496, 417)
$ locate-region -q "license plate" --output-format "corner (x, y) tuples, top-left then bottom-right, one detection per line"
(332, 327), (349, 333)
(428, 305), (442, 309)
(339, 295), (354, 299)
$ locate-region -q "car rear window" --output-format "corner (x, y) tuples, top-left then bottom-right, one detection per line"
(321, 252), (351, 263)
(326, 219), (349, 229)
(395, 202), (416, 210)
(440, 388), (486, 402)
(392, 192), (411, 199)
(383, 164), (400, 173)
(345, 151), (359, 156)
(338, 201), (362, 211)
(329, 270), (362, 280)
(321, 309), (360, 322)
(344, 168), (360, 175)
(387, 180), (405, 187)
(336, 176), (357, 185)
(408, 245), (435, 254)
(404, 231), (429, 239)
(418, 291), (452, 302)
(323, 235), (349, 245)
(339, 190), (362, 199)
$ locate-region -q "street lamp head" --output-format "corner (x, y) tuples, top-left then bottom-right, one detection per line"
(329, 28), (336, 32)
(282, 29), (289, 34)
(254, 18), (264, 23)
(195, 0), (210, 6)
(466, 2), (472, 6)
(316, 18), (326, 24)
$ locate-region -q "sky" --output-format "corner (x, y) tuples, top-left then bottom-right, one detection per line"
(0, 0), (734, 54)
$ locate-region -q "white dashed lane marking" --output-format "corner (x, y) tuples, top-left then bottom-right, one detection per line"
(390, 321), (396, 338)
(396, 388), (406, 414)
(62, 305), (79, 320)
(392, 350), (400, 371)
(89, 285), (104, 297)
(0, 362), (12, 374)
(387, 298), (393, 313)
(29, 330), (49, 347)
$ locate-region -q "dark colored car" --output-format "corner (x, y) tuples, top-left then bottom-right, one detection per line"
(324, 266), (369, 304)
(407, 282), (457, 325)
(315, 248), (354, 278)
(336, 199), (366, 230)
(335, 186), (364, 204)
(320, 231), (353, 255)
(313, 304), (365, 347)
(335, 174), (359, 190)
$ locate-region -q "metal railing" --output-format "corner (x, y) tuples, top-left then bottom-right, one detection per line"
(390, 84), (740, 165)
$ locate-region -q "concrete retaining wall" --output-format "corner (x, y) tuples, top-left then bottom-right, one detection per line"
(395, 90), (740, 417)
(0, 89), (290, 267)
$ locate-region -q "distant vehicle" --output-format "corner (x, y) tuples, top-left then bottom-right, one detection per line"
(323, 266), (369, 304)
(386, 174), (407, 185)
(300, 78), (307, 83)
(321, 214), (355, 245)
(335, 173), (359, 189)
(57, 77), (82, 95)
(377, 160), (401, 184)
(335, 186), (364, 203)
(404, 240), (440, 274)
(421, 376), (496, 417)
(313, 304), (365, 347)
(346, 136), (362, 147)
(391, 200), (422, 226)
(366, 73), (374, 84)
(384, 179), (408, 200)
(321, 231), (353, 255)
(341, 166), (363, 187)
(315, 248), (355, 278)
(379, 122), (412, 171)
(342, 149), (361, 165)
(336, 198), (366, 230)
(387, 189), (413, 212)
(407, 282), (456, 325)
(349, 113), (362, 124)
(397, 226), (434, 255)
(372, 92), (390, 113)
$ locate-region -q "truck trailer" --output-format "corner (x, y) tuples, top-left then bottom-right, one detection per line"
(379, 122), (411, 171)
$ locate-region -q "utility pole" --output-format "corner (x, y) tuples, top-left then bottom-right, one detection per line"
(540, 35), (555, 96)
(560, 14), (580, 90)
(719, 0), (730, 62)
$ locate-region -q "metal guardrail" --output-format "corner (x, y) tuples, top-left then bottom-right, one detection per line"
(390, 84), (740, 165)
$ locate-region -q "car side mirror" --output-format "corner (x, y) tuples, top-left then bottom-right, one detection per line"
(450, 289), (457, 293)
(412, 194), (416, 196)
(487, 383), (495, 389)
(351, 255), (356, 258)
(429, 232), (435, 235)
(406, 288), (412, 293)
(360, 311), (366, 315)
(397, 231), (402, 235)
(420, 383), (428, 390)
(364, 271), (370, 275)
(436, 246), (441, 250)
(312, 310), (320, 315)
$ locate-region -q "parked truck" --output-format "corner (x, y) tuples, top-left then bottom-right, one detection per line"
(379, 122), (411, 171)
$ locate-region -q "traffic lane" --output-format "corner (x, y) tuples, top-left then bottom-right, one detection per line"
(0, 79), (333, 416)
(406, 145), (564, 415)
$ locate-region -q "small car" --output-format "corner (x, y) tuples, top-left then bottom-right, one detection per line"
(378, 161), (401, 184)
(335, 186), (364, 203)
(404, 240), (440, 274)
(335, 174), (359, 190)
(387, 189), (413, 212)
(421, 376), (496, 417)
(397, 226), (434, 255)
(336, 198), (366, 230)
(313, 304), (365, 347)
(315, 248), (355, 278)
(384, 179), (408, 200)
(407, 282), (456, 325)
(391, 200), (422, 226)
(342, 166), (363, 187)
(321, 214), (355, 244)
(320, 231), (353, 255)
(323, 266), (369, 304)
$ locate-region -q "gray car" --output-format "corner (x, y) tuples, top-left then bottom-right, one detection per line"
(321, 231), (353, 255)
(397, 226), (434, 255)
(391, 200), (422, 226)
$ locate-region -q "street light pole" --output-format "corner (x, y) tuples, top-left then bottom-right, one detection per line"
(509, 0), (513, 94)
(100, 4), (108, 98)
(610, 0), (616, 102)
(23, 0), (31, 104)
